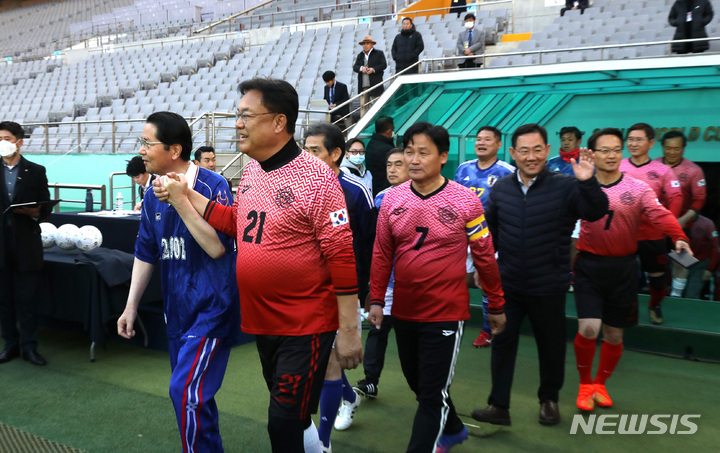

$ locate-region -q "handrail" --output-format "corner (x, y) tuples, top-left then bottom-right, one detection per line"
(424, 35), (720, 69)
(193, 0), (276, 35)
(48, 183), (107, 212)
(109, 171), (137, 210)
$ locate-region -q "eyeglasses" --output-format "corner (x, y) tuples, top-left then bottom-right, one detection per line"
(595, 148), (623, 155)
(235, 111), (277, 124)
(513, 148), (546, 157)
(626, 137), (648, 144)
(138, 137), (163, 149)
(347, 149), (365, 156)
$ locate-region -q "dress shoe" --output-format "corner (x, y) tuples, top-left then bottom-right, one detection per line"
(22, 349), (47, 366)
(471, 404), (511, 426)
(539, 400), (560, 425)
(0, 346), (20, 364)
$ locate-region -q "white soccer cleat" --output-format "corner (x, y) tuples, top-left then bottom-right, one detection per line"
(334, 395), (361, 431)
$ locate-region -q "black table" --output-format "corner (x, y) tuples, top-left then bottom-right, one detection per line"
(38, 247), (163, 360)
(49, 211), (141, 254)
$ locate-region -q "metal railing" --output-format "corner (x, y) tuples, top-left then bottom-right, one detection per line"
(422, 36), (720, 70)
(109, 172), (137, 210)
(48, 183), (107, 212)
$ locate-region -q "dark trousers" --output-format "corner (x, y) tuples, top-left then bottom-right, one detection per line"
(488, 292), (566, 408)
(363, 314), (394, 384)
(0, 268), (40, 351)
(395, 318), (465, 453)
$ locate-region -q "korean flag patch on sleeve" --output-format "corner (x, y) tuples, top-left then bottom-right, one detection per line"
(330, 208), (349, 227)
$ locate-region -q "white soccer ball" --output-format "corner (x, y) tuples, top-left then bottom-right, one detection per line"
(76, 225), (103, 252)
(56, 224), (80, 250)
(40, 222), (57, 248)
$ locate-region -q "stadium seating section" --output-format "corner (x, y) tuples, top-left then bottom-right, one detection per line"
(0, 0), (715, 154)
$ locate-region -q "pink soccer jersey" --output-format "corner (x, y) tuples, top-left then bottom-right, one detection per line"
(577, 175), (688, 257)
(619, 158), (682, 240)
(370, 179), (504, 322)
(654, 157), (706, 216)
(204, 149), (358, 336)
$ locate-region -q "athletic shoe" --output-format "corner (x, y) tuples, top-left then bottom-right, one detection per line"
(321, 443), (332, 453)
(649, 306), (663, 325)
(472, 331), (492, 348)
(435, 426), (469, 453)
(576, 384), (595, 411)
(593, 383), (613, 407)
(334, 395), (361, 430)
(353, 380), (378, 399)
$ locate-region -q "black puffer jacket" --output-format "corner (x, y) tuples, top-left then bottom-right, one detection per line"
(485, 168), (608, 296)
(668, 0), (714, 53)
(391, 26), (424, 72)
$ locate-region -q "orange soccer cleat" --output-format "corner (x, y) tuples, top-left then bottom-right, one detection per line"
(576, 384), (595, 411)
(593, 383), (613, 407)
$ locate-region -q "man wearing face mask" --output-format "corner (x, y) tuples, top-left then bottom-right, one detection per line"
(340, 138), (372, 192)
(0, 121), (51, 366)
(392, 17), (425, 74)
(456, 13), (485, 69)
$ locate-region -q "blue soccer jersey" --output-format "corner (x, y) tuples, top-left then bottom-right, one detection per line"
(454, 159), (515, 206)
(339, 171), (376, 302)
(135, 163), (240, 340)
(547, 156), (574, 176)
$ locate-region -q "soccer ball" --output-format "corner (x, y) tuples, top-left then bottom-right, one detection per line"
(76, 225), (103, 252)
(40, 222), (57, 248)
(55, 224), (80, 250)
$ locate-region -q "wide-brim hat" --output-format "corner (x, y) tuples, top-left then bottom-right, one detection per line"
(359, 35), (377, 44)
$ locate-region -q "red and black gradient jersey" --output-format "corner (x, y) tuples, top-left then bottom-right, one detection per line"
(204, 140), (357, 336)
(654, 157), (706, 217)
(577, 174), (688, 257)
(619, 157), (682, 240)
(370, 179), (504, 322)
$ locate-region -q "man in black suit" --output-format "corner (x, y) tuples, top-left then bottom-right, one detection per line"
(0, 121), (51, 366)
(322, 70), (350, 127)
(126, 155), (156, 211)
(561, 0), (589, 16)
(353, 35), (387, 115)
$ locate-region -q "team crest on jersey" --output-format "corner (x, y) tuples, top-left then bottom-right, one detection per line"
(241, 184), (251, 194)
(487, 175), (498, 187)
(391, 207), (407, 216)
(155, 212), (162, 221)
(646, 171), (660, 181)
(330, 208), (348, 227)
(678, 173), (689, 183)
(670, 180), (680, 188)
(215, 190), (230, 206)
(699, 179), (706, 187)
(620, 192), (635, 205)
(275, 186), (295, 208)
(437, 206), (459, 225)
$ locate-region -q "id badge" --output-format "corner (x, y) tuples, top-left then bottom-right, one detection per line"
(686, 11), (692, 22)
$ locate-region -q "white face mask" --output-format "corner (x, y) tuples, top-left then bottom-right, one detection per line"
(348, 154), (365, 166)
(0, 140), (17, 158)
(465, 21), (474, 29)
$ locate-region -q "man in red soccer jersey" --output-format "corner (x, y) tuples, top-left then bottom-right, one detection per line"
(619, 123), (682, 324)
(156, 79), (362, 453)
(368, 122), (505, 453)
(574, 128), (691, 411)
(654, 130), (707, 298)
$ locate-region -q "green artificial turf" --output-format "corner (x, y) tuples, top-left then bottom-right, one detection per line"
(1, 326), (718, 452)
